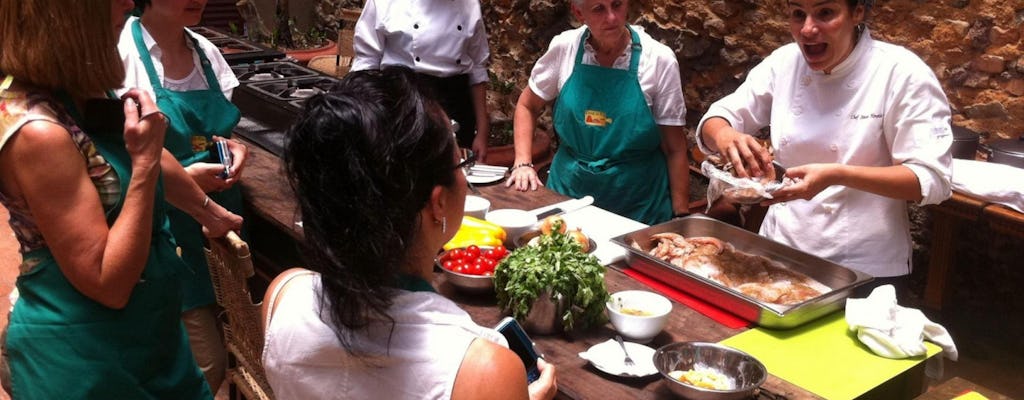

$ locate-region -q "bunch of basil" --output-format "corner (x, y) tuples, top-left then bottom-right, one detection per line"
(494, 229), (609, 332)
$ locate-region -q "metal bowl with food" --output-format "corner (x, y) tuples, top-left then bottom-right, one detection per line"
(514, 229), (597, 253)
(435, 245), (509, 293)
(654, 342), (767, 400)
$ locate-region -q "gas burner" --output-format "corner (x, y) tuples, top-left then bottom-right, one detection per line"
(231, 62), (319, 83)
(246, 76), (339, 104)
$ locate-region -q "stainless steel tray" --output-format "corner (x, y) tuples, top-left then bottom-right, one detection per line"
(610, 215), (872, 329)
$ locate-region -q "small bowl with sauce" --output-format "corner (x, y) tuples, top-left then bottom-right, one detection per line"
(606, 290), (672, 343)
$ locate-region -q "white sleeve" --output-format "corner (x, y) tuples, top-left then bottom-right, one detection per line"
(884, 59), (953, 205)
(527, 31), (576, 102)
(649, 47), (686, 126)
(695, 50), (779, 154)
(191, 31), (240, 100)
(351, 0), (384, 71)
(466, 7), (490, 85)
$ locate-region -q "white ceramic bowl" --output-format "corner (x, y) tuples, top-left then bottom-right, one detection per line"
(485, 209), (537, 246)
(464, 195), (491, 219)
(606, 290), (672, 343)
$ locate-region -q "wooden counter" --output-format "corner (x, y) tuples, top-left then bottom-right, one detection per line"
(237, 138), (934, 399)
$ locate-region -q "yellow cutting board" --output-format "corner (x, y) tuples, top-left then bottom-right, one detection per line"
(720, 312), (941, 400)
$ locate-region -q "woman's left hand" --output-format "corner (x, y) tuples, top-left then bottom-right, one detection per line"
(471, 133), (489, 163)
(761, 163), (837, 205)
(213, 136), (248, 185)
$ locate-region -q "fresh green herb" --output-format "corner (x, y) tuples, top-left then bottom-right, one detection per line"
(494, 229), (609, 332)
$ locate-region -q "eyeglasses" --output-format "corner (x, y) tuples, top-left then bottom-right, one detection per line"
(455, 148), (477, 174)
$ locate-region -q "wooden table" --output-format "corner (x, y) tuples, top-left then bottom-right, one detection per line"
(237, 139), (942, 399)
(924, 192), (1024, 309)
(916, 377), (1013, 400)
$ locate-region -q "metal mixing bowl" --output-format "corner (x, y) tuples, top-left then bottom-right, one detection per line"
(436, 248), (495, 293)
(654, 342), (767, 400)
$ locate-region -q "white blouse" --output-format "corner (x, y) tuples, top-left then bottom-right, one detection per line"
(351, 0), (490, 85)
(116, 16), (238, 99)
(527, 25), (686, 126)
(697, 30), (953, 277)
(262, 273), (508, 400)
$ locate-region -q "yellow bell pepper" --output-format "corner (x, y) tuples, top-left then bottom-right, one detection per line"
(442, 216), (507, 250)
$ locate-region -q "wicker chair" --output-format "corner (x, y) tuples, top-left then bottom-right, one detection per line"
(204, 232), (274, 400)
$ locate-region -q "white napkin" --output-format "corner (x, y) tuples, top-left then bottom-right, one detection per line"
(845, 285), (958, 361)
(951, 159), (1024, 213)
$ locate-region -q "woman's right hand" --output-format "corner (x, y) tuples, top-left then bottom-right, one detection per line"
(120, 89), (167, 171)
(186, 163), (233, 193)
(506, 165), (542, 191)
(528, 358), (557, 400)
(703, 119), (773, 179)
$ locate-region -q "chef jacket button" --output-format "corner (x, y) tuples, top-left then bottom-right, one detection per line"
(457, 25), (463, 31)
(830, 144), (838, 151)
(415, 56), (421, 62)
(414, 23), (419, 29)
(456, 58), (462, 65)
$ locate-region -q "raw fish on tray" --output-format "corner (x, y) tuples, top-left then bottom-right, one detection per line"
(633, 233), (829, 305)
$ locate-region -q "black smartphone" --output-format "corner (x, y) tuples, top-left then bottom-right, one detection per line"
(495, 317), (542, 383)
(82, 98), (126, 136)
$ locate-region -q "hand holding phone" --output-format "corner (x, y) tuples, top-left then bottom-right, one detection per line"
(495, 317), (542, 383)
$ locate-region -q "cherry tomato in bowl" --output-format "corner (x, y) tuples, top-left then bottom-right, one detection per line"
(436, 246), (510, 293)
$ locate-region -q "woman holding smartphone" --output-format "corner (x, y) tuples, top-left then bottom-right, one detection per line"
(0, 0), (240, 397)
(117, 0), (249, 391)
(261, 67), (558, 400)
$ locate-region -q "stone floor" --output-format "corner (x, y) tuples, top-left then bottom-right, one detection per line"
(0, 204), (1020, 399)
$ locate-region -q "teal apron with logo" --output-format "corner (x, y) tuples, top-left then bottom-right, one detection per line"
(547, 27), (672, 225)
(132, 19), (242, 311)
(5, 93), (211, 399)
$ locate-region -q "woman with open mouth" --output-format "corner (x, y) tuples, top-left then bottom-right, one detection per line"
(695, 0), (954, 295)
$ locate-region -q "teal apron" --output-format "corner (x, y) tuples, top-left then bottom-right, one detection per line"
(5, 93), (211, 399)
(547, 27), (672, 225)
(132, 19), (242, 311)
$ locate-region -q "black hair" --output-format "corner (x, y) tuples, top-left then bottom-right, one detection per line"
(284, 66), (457, 348)
(133, 0), (150, 12)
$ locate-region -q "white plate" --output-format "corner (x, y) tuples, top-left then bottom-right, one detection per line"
(467, 173), (505, 184)
(578, 339), (658, 378)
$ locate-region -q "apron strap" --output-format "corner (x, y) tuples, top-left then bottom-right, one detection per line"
(131, 19), (224, 93)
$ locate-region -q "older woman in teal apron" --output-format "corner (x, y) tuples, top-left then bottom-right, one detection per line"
(121, 13), (244, 391)
(506, 0), (690, 225)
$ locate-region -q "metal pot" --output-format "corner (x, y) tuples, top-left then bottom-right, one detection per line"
(522, 291), (566, 335)
(950, 126), (980, 160)
(983, 136), (1024, 169)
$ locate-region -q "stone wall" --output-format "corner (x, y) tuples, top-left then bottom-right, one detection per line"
(482, 0), (1024, 141)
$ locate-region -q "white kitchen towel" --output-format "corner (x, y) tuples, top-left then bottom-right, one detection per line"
(845, 285), (958, 361)
(951, 159), (1024, 213)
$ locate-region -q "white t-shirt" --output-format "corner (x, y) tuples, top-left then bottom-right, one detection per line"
(528, 25), (686, 126)
(696, 30), (953, 277)
(262, 273), (508, 400)
(351, 0), (490, 85)
(117, 16), (239, 99)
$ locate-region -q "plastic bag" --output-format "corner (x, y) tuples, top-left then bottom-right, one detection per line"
(702, 160), (788, 211)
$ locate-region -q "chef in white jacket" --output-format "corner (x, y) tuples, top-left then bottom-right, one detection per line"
(352, 0), (492, 160)
(697, 0), (952, 291)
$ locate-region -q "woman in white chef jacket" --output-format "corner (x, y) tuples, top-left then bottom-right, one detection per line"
(352, 0), (492, 160)
(697, 0), (953, 291)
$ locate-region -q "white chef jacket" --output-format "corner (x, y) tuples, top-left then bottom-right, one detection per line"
(696, 29), (953, 277)
(351, 0), (490, 85)
(116, 16), (239, 99)
(262, 272), (508, 400)
(528, 25), (686, 126)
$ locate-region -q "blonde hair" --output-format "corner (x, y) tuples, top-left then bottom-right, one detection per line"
(0, 0), (125, 97)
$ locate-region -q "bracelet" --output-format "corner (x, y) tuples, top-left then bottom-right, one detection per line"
(512, 162), (534, 171)
(202, 196), (210, 209)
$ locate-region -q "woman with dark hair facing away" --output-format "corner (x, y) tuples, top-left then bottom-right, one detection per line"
(696, 0), (952, 292)
(118, 0), (249, 391)
(0, 0), (241, 398)
(261, 66), (558, 400)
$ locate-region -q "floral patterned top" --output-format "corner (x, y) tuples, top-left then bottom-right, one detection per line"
(0, 75), (121, 273)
